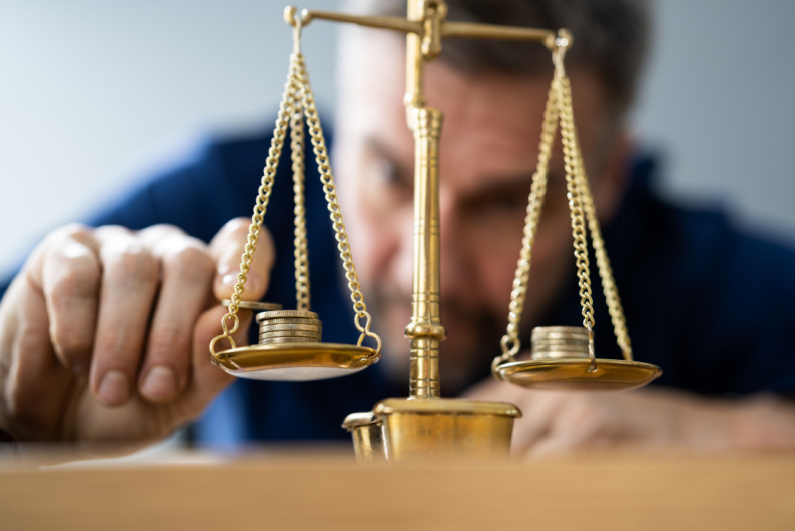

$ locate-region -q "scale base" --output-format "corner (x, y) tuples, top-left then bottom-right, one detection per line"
(343, 398), (521, 462)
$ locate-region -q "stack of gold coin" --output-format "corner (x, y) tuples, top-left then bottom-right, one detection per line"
(530, 326), (589, 360)
(256, 309), (322, 345)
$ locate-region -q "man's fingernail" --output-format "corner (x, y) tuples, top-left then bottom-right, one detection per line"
(98, 370), (130, 406)
(220, 272), (262, 293)
(243, 273), (262, 294)
(140, 366), (178, 401)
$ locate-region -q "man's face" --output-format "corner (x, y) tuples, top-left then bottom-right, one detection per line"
(333, 32), (624, 391)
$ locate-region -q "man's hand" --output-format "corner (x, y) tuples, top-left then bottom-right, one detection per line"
(466, 376), (795, 457)
(0, 218), (274, 446)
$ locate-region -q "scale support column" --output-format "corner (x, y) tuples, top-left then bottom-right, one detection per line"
(405, 106), (445, 399)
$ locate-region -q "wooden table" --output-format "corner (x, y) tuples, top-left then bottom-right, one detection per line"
(2, 449), (794, 530)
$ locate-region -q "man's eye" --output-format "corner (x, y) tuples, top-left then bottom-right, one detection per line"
(371, 157), (399, 185)
(370, 157), (412, 194)
(365, 155), (413, 206)
(505, 194), (529, 211)
(463, 190), (530, 226)
(489, 192), (529, 213)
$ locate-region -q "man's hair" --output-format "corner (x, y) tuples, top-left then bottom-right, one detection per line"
(342, 0), (651, 117)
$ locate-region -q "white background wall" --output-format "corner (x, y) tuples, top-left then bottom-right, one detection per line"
(2, 0), (794, 277)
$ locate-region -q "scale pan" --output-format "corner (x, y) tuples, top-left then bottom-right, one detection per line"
(495, 358), (661, 391)
(212, 343), (379, 381)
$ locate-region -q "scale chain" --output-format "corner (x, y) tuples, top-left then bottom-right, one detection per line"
(497, 76), (561, 366)
(556, 68), (598, 372)
(291, 88), (311, 311)
(293, 53), (382, 353)
(560, 77), (633, 361)
(209, 54), (301, 359)
(557, 75), (596, 335)
(556, 72), (601, 374)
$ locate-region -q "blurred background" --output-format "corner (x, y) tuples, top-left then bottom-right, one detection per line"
(1, 0), (794, 277)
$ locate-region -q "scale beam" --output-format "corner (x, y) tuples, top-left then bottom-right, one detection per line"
(284, 6), (564, 48)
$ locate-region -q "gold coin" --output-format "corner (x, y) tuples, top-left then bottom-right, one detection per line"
(530, 326), (590, 361)
(256, 310), (319, 322)
(258, 319), (323, 329)
(532, 344), (589, 355)
(259, 333), (321, 341)
(258, 317), (322, 325)
(260, 330), (322, 339)
(259, 336), (319, 344)
(259, 336), (322, 344)
(531, 350), (590, 360)
(220, 299), (283, 311)
(531, 326), (588, 341)
(258, 323), (322, 333)
(533, 339), (589, 348)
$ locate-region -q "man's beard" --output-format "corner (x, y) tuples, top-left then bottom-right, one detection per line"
(367, 283), (507, 395)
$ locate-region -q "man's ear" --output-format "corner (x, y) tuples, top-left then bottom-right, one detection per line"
(592, 127), (633, 225)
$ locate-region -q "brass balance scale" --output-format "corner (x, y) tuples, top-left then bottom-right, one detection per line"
(209, 0), (661, 462)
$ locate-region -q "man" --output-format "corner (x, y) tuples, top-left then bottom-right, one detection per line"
(1, 0), (794, 455)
